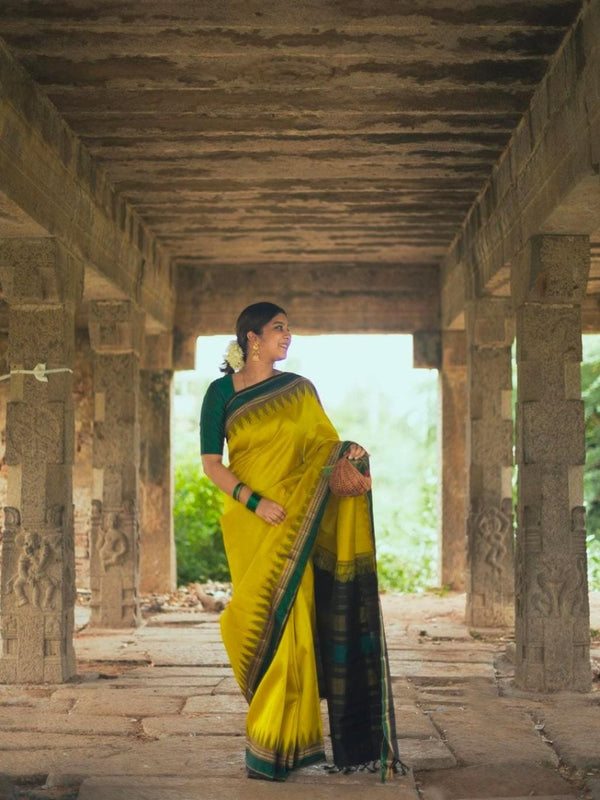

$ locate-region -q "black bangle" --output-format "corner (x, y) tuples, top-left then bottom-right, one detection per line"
(246, 491), (262, 512)
(232, 482), (245, 501)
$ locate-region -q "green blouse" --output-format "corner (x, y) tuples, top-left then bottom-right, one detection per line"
(200, 374), (235, 455)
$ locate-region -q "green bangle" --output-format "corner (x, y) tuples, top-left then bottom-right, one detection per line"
(232, 482), (245, 501)
(246, 491), (262, 512)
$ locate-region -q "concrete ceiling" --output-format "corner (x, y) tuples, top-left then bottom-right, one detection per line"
(0, 0), (584, 276)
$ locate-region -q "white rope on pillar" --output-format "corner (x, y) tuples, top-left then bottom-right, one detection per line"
(0, 363), (73, 383)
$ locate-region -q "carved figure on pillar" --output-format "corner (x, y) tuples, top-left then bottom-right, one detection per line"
(7, 530), (57, 609)
(0, 504), (75, 683)
(98, 510), (129, 569)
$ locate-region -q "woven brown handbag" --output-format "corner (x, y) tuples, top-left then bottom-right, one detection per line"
(328, 456), (372, 497)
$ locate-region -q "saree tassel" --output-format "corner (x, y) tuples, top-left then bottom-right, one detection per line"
(380, 758), (410, 783)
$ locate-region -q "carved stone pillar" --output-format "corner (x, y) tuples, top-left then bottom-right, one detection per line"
(440, 331), (467, 591)
(513, 235), (591, 691)
(140, 332), (175, 594)
(465, 297), (515, 627)
(88, 300), (144, 628)
(73, 329), (93, 591)
(0, 333), (9, 515)
(0, 238), (82, 682)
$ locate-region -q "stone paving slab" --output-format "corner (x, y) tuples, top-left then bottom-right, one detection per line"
(143, 612), (213, 626)
(77, 774), (420, 800)
(183, 694), (251, 714)
(389, 679), (421, 704)
(111, 675), (223, 688)
(149, 645), (231, 667)
(142, 712), (246, 737)
(398, 737), (457, 771)
(395, 704), (445, 739)
(0, 686), (70, 705)
(534, 702), (600, 769)
(389, 645), (500, 663)
(406, 622), (472, 640)
(390, 660), (494, 680)
(0, 707), (134, 735)
(427, 704), (559, 766)
(0, 732), (127, 752)
(64, 688), (186, 716)
(212, 676), (242, 694)
(74, 635), (152, 663)
(415, 762), (580, 799)
(10, 737), (245, 783)
(125, 665), (233, 678)
(135, 626), (222, 641)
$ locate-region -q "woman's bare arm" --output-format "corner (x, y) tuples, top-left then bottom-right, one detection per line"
(201, 454), (287, 526)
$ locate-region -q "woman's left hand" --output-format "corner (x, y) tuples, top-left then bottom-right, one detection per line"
(346, 443), (369, 460)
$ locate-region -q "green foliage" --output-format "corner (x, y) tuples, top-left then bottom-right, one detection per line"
(582, 342), (600, 545)
(575, 335), (600, 589)
(587, 535), (600, 591)
(376, 529), (437, 593)
(173, 459), (230, 585)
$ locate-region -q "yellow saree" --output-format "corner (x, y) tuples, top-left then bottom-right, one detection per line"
(209, 372), (400, 781)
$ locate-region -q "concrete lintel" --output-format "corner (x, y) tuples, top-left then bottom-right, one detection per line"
(441, 0), (600, 319)
(0, 40), (174, 333)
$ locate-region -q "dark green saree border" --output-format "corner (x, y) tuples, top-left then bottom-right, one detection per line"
(246, 438), (345, 697)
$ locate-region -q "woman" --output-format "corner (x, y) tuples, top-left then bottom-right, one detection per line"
(200, 301), (405, 782)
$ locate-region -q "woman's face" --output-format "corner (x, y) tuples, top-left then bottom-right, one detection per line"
(253, 313), (291, 363)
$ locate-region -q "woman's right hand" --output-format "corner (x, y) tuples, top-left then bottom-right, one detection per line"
(255, 498), (287, 526)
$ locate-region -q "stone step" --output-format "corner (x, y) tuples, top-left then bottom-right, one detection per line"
(77, 774), (420, 800)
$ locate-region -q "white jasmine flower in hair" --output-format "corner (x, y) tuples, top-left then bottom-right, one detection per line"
(224, 340), (245, 371)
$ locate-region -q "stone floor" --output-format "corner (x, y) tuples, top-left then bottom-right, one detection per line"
(0, 592), (599, 800)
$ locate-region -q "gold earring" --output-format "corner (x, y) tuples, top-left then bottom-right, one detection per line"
(251, 341), (260, 361)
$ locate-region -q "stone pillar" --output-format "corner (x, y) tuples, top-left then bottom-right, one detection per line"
(88, 300), (144, 628)
(440, 330), (467, 591)
(140, 332), (176, 595)
(0, 333), (9, 515)
(465, 297), (515, 627)
(0, 238), (82, 683)
(513, 235), (591, 692)
(73, 329), (94, 591)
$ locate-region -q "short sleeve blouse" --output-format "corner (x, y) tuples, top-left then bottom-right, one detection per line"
(199, 374), (235, 455)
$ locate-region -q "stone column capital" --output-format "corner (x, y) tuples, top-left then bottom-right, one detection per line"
(512, 234), (590, 308)
(88, 300), (145, 355)
(465, 297), (515, 349)
(441, 330), (467, 370)
(413, 330), (441, 369)
(142, 331), (173, 371)
(0, 238), (83, 308)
